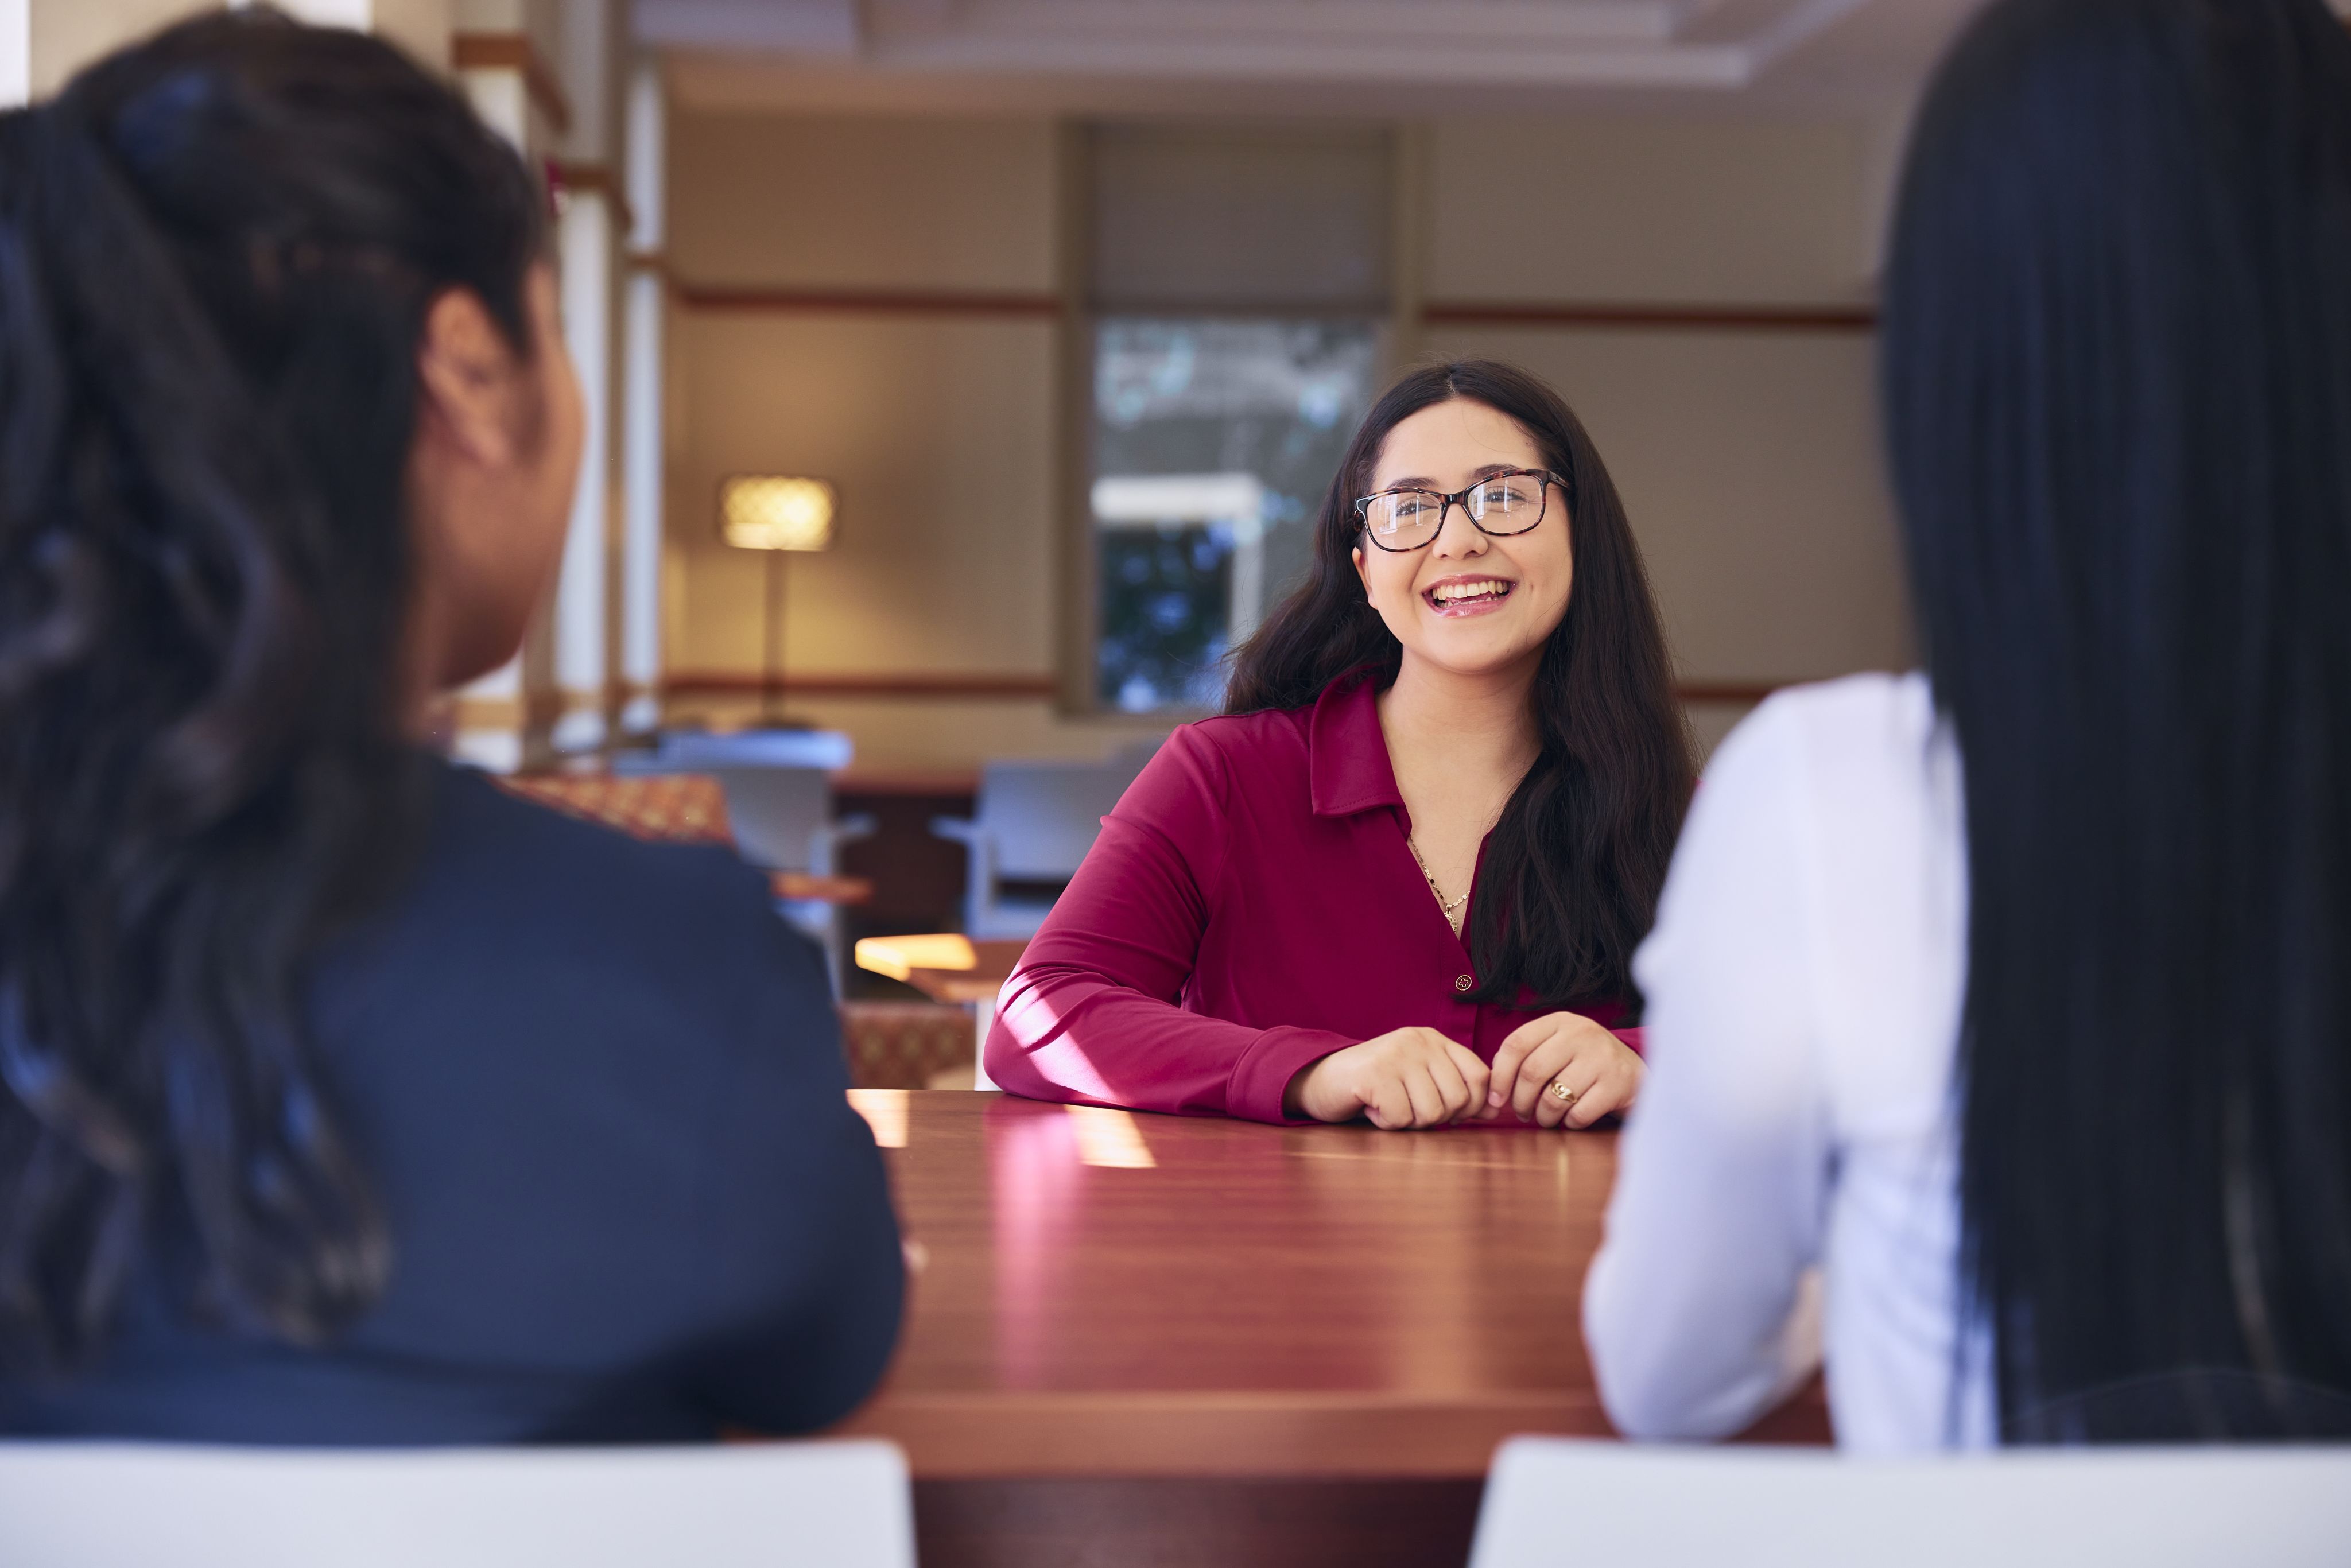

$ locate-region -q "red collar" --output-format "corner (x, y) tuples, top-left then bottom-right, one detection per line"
(1306, 670), (1406, 818)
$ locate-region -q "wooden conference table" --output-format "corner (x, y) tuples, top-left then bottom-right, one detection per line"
(828, 1090), (1828, 1568)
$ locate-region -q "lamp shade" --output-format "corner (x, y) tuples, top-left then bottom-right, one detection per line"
(720, 475), (837, 551)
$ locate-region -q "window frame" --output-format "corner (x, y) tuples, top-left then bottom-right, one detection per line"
(1056, 121), (1421, 719)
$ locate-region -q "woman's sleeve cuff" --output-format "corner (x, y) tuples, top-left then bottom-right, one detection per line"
(1227, 1025), (1359, 1125)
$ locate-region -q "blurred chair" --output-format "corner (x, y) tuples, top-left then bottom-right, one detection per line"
(614, 745), (873, 993)
(497, 769), (871, 995)
(498, 773), (732, 844)
(0, 1438), (915, 1568)
(642, 728), (856, 772)
(838, 1000), (977, 1089)
(849, 934), (1029, 1091)
(932, 753), (1153, 940)
(701, 767), (874, 994)
(1466, 1437), (2351, 1568)
(697, 766), (872, 879)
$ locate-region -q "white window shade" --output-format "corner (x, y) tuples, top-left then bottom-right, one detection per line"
(1090, 126), (1393, 313)
(1091, 473), (1266, 530)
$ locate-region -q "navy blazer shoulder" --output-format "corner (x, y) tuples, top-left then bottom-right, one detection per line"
(0, 762), (903, 1445)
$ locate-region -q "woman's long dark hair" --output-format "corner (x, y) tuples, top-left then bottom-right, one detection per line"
(1227, 360), (1694, 1011)
(1887, 0), (2351, 1439)
(0, 11), (546, 1372)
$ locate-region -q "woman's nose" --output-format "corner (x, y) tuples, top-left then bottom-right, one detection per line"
(1427, 503), (1487, 558)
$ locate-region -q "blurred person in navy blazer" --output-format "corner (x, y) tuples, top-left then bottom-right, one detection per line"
(0, 11), (901, 1443)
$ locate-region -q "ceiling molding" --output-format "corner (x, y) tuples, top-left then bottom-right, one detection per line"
(643, 0), (1992, 117)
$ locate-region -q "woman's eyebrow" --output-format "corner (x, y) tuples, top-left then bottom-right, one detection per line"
(1374, 464), (1523, 490)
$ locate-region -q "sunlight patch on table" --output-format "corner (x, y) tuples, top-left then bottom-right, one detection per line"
(848, 1088), (909, 1148)
(1066, 1105), (1158, 1169)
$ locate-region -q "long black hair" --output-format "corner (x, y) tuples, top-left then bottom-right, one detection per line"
(1886, 0), (2351, 1439)
(0, 11), (548, 1372)
(1227, 360), (1694, 1011)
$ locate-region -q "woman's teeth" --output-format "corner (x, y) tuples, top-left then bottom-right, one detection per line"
(1426, 579), (1514, 608)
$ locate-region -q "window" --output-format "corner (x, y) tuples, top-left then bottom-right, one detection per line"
(1093, 321), (1380, 710)
(1084, 127), (1393, 712)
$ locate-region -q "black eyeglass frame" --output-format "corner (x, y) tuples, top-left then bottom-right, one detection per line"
(1350, 469), (1570, 553)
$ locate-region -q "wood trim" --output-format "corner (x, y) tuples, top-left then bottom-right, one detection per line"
(549, 161), (637, 243)
(664, 671), (1063, 700)
(671, 283), (1064, 320)
(1421, 300), (1876, 333)
(658, 280), (1873, 335)
(452, 32), (573, 137)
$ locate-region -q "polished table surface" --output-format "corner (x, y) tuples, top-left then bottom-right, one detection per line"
(833, 1090), (1827, 1480)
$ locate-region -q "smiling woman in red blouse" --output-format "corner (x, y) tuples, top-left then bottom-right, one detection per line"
(987, 360), (1694, 1129)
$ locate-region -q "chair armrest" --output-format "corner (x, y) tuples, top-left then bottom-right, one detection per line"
(808, 813), (878, 878)
(929, 818), (999, 935)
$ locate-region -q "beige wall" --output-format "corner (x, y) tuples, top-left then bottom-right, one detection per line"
(664, 107), (1912, 772)
(13, 0), (219, 101)
(1419, 115), (1908, 756)
(669, 313), (1057, 676)
(666, 111), (1065, 690)
(665, 111), (1155, 768)
(1423, 324), (1904, 756)
(1424, 116), (1875, 306)
(669, 112), (1058, 293)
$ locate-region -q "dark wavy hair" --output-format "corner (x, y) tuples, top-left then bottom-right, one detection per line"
(1888, 0), (2351, 1439)
(1226, 360), (1694, 1011)
(0, 11), (548, 1372)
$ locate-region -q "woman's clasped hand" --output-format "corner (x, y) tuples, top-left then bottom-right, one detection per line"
(1282, 1013), (1643, 1129)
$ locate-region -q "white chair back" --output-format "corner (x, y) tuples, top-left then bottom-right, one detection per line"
(655, 730), (855, 771)
(0, 1439), (914, 1568)
(706, 766), (835, 874)
(974, 759), (1140, 882)
(1468, 1437), (2351, 1568)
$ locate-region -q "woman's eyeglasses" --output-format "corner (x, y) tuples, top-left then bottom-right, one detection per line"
(1352, 469), (1566, 553)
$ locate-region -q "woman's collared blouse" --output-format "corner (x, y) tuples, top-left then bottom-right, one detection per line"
(985, 673), (1639, 1124)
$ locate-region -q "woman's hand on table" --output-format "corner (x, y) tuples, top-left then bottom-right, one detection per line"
(1480, 1012), (1644, 1128)
(1283, 1027), (1493, 1128)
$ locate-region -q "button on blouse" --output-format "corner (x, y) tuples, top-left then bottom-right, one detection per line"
(985, 672), (1640, 1124)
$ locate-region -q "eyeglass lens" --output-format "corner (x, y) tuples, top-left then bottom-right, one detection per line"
(1362, 472), (1548, 550)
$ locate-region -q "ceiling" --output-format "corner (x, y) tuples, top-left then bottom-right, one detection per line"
(644, 0), (1999, 119)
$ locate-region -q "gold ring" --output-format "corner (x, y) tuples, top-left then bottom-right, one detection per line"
(1551, 1078), (1577, 1105)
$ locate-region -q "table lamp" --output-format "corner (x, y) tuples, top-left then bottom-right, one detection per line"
(719, 475), (837, 727)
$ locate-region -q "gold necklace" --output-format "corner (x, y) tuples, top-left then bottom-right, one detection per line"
(1407, 835), (1470, 916)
